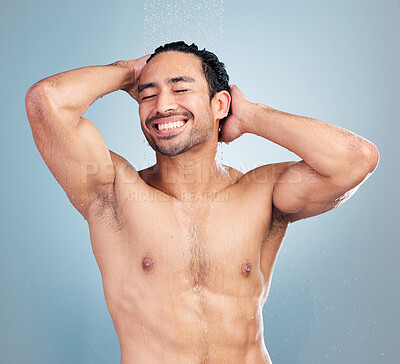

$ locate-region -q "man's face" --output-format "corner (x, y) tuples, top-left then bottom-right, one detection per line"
(138, 51), (217, 156)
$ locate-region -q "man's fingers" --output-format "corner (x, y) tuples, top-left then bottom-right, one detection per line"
(137, 54), (151, 65)
(229, 84), (238, 92)
(135, 55), (150, 73)
(141, 54), (151, 60)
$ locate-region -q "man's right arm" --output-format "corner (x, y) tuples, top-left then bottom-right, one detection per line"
(25, 57), (147, 218)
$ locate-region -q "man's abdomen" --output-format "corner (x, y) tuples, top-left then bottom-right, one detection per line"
(105, 260), (268, 363)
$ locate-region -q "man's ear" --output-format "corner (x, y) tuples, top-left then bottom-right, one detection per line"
(214, 90), (231, 120)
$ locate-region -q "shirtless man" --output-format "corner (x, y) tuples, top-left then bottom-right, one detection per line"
(25, 41), (379, 363)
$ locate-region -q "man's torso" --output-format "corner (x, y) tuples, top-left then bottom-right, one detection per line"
(86, 155), (289, 363)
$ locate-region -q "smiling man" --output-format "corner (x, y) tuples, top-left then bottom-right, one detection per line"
(25, 41), (379, 363)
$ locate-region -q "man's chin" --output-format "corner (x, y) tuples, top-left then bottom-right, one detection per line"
(153, 142), (192, 157)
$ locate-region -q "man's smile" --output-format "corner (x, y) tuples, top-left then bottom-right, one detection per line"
(149, 116), (190, 136)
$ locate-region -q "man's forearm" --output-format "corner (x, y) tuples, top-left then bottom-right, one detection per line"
(244, 103), (378, 178)
(29, 62), (133, 119)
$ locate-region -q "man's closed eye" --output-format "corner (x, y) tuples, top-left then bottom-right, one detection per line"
(142, 95), (156, 100)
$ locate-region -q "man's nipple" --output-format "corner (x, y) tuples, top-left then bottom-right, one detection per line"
(142, 255), (155, 272)
(241, 262), (252, 276)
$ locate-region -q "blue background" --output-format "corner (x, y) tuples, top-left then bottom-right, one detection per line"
(1, 0), (398, 363)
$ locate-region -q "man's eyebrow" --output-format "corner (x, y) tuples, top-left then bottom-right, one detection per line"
(137, 82), (156, 94)
(167, 76), (196, 84)
(137, 77), (196, 94)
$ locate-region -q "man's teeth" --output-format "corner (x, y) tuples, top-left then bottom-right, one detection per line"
(157, 120), (185, 130)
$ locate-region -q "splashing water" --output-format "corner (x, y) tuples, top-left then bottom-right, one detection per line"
(144, 0), (225, 56)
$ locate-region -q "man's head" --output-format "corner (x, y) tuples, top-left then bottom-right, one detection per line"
(137, 41), (231, 156)
(147, 41), (230, 102)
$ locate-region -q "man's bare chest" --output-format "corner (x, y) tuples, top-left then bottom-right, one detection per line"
(128, 199), (264, 280)
(93, 190), (282, 289)
(89, 171), (290, 293)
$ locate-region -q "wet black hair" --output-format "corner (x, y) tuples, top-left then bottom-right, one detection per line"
(147, 41), (231, 130)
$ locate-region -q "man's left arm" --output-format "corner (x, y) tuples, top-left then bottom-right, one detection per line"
(219, 85), (379, 223)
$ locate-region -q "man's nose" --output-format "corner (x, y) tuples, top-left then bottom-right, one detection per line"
(154, 91), (177, 114)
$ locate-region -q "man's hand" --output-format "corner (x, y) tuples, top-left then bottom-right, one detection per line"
(219, 85), (253, 143)
(116, 55), (150, 102)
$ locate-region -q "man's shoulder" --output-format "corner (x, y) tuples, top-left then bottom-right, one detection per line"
(226, 162), (298, 215)
(235, 161), (297, 187)
(222, 163), (294, 225)
(109, 150), (153, 188)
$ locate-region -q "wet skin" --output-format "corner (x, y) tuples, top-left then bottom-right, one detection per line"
(88, 159), (288, 364)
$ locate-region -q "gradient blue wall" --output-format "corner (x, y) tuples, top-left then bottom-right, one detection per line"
(1, 0), (398, 363)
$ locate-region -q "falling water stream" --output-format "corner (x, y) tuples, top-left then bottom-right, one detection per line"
(143, 0), (225, 55)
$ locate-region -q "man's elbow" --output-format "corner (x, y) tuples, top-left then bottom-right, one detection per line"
(26, 83), (42, 116)
(334, 140), (379, 188)
(25, 82), (52, 124)
(362, 141), (380, 174)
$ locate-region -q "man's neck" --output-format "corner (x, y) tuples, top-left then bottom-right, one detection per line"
(151, 143), (231, 200)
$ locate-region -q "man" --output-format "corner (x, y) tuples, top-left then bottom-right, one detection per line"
(25, 41), (379, 363)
